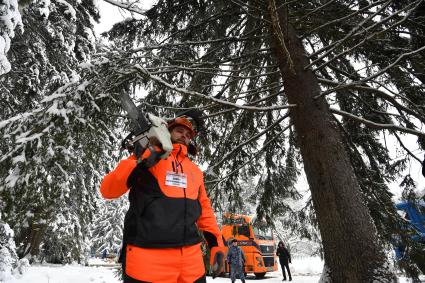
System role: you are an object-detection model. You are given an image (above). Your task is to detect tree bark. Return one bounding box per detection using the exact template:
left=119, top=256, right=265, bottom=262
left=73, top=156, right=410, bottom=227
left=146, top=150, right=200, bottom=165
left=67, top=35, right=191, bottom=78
left=267, top=2, right=395, bottom=282
left=17, top=223, right=47, bottom=258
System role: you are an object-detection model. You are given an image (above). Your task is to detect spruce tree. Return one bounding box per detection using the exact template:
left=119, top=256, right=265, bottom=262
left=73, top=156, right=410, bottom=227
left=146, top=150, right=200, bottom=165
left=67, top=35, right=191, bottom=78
left=0, top=0, right=109, bottom=263
left=1, top=0, right=424, bottom=280
left=90, top=196, right=128, bottom=258
left=97, top=1, right=425, bottom=281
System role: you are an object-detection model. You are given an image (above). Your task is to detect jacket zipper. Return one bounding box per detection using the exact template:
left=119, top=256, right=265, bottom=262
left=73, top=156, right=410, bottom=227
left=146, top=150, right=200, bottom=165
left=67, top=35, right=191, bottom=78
left=175, top=145, right=187, bottom=244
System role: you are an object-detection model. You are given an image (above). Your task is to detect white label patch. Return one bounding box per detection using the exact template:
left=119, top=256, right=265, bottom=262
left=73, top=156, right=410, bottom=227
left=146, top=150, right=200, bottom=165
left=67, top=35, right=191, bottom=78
left=165, top=171, right=187, bottom=188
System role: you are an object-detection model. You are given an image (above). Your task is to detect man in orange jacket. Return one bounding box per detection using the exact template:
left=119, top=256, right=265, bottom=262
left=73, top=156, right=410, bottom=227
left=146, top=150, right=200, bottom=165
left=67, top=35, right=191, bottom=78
left=100, top=117, right=224, bottom=283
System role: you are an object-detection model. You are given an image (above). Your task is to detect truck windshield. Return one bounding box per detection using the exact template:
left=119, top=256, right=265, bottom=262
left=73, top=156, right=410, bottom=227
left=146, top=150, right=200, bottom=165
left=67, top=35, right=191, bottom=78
left=238, top=225, right=251, bottom=238
left=253, top=227, right=273, bottom=240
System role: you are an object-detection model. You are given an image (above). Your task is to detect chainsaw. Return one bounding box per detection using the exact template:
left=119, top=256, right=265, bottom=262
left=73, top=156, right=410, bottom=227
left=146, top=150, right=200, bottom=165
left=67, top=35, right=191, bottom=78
left=119, top=91, right=204, bottom=162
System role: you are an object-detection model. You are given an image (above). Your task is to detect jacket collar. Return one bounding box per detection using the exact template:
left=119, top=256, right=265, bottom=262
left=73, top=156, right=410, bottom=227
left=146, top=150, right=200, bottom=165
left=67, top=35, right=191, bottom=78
left=172, top=143, right=187, bottom=157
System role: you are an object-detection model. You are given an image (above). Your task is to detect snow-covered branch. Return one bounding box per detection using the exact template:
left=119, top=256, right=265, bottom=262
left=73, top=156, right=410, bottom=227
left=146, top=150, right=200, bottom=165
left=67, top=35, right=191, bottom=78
left=132, top=36, right=267, bottom=52
left=132, top=64, right=296, bottom=111
left=101, top=0, right=147, bottom=16
left=0, top=0, right=22, bottom=75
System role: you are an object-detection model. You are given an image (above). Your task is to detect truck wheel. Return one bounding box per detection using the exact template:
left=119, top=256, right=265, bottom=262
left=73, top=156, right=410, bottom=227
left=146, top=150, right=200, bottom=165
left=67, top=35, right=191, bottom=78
left=254, top=272, right=266, bottom=278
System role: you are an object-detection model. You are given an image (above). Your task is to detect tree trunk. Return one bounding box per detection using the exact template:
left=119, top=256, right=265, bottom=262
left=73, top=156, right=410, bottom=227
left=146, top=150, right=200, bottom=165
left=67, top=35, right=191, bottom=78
left=267, top=2, right=395, bottom=282
left=17, top=223, right=47, bottom=259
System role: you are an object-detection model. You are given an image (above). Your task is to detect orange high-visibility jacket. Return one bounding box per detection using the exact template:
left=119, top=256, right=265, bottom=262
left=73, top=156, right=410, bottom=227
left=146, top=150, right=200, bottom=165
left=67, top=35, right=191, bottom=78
left=100, top=144, right=224, bottom=249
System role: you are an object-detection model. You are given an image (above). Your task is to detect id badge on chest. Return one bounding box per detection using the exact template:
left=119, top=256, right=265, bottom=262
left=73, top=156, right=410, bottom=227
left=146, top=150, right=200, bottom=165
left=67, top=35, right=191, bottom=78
left=165, top=171, right=187, bottom=188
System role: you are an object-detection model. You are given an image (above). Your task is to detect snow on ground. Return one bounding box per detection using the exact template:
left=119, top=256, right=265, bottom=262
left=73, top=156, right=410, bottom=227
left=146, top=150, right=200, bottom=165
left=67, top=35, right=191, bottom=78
left=2, top=257, right=424, bottom=283
left=2, top=265, right=322, bottom=283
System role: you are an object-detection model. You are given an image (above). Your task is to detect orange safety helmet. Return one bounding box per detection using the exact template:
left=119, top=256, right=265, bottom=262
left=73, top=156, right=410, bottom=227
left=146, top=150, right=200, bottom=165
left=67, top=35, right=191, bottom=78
left=168, top=117, right=196, bottom=138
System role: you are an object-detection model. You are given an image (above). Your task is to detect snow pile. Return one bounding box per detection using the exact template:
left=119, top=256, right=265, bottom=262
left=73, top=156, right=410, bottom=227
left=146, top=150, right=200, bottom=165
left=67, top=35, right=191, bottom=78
left=2, top=263, right=422, bottom=283
left=4, top=264, right=120, bottom=283
left=291, top=256, right=323, bottom=275
left=0, top=0, right=23, bottom=75
left=0, top=215, right=18, bottom=281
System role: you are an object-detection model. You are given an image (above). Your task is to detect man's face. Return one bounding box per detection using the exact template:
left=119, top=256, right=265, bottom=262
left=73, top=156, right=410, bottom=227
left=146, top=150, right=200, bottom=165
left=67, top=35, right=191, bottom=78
left=170, top=125, right=192, bottom=146
left=232, top=241, right=238, bottom=246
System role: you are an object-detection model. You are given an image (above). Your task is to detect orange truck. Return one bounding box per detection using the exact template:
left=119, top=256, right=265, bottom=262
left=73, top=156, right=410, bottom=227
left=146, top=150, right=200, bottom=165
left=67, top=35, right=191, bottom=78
left=211, top=213, right=278, bottom=278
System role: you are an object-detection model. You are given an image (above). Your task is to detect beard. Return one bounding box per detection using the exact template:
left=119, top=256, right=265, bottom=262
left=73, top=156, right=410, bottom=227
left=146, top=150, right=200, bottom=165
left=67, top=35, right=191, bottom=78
left=171, top=137, right=188, bottom=146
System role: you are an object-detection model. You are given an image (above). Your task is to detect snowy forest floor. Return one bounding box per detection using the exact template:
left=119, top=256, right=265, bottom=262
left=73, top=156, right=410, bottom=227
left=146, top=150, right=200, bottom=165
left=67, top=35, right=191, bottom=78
left=2, top=257, right=424, bottom=283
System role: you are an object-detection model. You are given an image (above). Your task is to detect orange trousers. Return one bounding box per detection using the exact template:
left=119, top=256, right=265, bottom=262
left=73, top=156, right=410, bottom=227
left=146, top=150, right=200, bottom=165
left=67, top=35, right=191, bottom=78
left=125, top=243, right=206, bottom=283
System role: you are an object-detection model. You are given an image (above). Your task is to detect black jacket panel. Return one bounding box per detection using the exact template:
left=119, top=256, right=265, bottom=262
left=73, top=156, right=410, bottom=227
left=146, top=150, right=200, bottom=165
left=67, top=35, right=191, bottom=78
left=124, top=165, right=202, bottom=248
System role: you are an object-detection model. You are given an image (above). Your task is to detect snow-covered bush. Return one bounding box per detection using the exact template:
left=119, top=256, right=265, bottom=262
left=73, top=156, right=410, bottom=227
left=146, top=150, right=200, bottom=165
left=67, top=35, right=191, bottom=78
left=0, top=0, right=23, bottom=75
left=0, top=215, right=18, bottom=281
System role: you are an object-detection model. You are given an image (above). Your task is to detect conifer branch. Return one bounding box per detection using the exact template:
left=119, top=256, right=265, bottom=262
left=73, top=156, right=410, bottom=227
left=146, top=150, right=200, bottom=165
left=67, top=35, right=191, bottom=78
left=131, top=64, right=296, bottom=111
left=393, top=132, right=422, bottom=163
left=305, top=0, right=394, bottom=69
left=311, top=1, right=422, bottom=73
left=330, top=108, right=425, bottom=137
left=206, top=124, right=292, bottom=184
left=203, top=90, right=283, bottom=119
left=201, top=108, right=237, bottom=119
left=149, top=67, right=280, bottom=80
left=131, top=36, right=268, bottom=52
left=206, top=112, right=290, bottom=172
left=145, top=63, right=276, bottom=73
left=294, top=0, right=338, bottom=25
left=316, top=78, right=425, bottom=122
left=101, top=0, right=147, bottom=15
left=357, top=45, right=425, bottom=84
left=230, top=0, right=271, bottom=23
left=301, top=0, right=388, bottom=39
left=139, top=101, right=214, bottom=112
left=157, top=11, right=245, bottom=45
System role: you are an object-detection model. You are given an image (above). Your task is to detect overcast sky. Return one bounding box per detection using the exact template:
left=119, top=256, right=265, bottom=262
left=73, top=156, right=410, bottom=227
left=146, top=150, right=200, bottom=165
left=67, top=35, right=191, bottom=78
left=95, top=0, right=157, bottom=35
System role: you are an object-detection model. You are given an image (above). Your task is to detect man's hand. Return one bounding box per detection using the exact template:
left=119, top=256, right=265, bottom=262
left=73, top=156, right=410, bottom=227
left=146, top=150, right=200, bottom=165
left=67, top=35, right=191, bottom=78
left=133, top=140, right=147, bottom=159
left=211, top=248, right=225, bottom=279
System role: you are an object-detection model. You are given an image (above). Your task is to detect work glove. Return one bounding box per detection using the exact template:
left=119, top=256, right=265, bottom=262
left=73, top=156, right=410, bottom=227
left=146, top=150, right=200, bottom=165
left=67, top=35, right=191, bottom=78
left=211, top=248, right=225, bottom=279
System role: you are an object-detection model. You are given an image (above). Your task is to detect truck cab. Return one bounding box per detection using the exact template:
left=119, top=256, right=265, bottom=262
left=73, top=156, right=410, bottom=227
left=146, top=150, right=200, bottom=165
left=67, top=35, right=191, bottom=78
left=220, top=214, right=278, bottom=278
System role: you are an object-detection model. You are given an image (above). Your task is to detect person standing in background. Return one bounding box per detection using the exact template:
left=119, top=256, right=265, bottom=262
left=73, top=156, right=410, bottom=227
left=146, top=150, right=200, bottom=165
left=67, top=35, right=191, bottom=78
left=276, top=241, right=292, bottom=281
left=226, top=239, right=246, bottom=283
